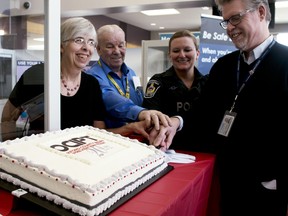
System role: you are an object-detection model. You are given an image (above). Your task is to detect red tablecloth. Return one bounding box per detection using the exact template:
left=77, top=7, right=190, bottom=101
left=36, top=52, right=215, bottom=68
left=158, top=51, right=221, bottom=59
left=109, top=152, right=218, bottom=216
left=0, top=152, right=220, bottom=216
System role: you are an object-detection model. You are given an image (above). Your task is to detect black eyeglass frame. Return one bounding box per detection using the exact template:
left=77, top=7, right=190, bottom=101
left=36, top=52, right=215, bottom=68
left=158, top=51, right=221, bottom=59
left=219, top=8, right=255, bottom=29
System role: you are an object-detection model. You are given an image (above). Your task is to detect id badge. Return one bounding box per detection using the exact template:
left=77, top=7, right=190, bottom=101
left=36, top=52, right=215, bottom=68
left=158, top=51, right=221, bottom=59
left=217, top=111, right=237, bottom=137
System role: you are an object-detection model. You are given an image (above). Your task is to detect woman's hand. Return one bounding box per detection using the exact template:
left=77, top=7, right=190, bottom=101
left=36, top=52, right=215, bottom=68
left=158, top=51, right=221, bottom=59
left=138, top=110, right=172, bottom=130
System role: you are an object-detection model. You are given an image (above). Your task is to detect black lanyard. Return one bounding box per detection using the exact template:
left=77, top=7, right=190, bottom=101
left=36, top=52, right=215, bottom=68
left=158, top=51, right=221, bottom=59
left=229, top=40, right=275, bottom=112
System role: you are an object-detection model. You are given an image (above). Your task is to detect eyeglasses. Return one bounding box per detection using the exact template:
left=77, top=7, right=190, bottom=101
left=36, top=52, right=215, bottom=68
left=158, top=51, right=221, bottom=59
left=219, top=9, right=254, bottom=29
left=63, top=37, right=96, bottom=47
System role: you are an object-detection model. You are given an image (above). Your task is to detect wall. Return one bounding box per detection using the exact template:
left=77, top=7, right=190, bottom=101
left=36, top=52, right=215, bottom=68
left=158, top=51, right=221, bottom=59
left=69, top=15, right=150, bottom=48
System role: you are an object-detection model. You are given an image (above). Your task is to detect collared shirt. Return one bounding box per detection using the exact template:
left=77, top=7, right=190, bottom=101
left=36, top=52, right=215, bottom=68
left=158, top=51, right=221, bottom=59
left=143, top=66, right=207, bottom=119
left=86, top=58, right=144, bottom=128
left=242, top=35, right=274, bottom=64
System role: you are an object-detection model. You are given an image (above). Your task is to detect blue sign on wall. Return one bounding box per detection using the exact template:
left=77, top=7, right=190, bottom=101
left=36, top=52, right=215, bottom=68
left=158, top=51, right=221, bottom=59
left=198, top=14, right=237, bottom=74
left=159, top=32, right=200, bottom=41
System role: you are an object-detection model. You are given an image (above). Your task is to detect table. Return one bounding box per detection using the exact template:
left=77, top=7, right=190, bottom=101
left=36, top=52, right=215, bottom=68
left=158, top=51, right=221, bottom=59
left=0, top=152, right=220, bottom=216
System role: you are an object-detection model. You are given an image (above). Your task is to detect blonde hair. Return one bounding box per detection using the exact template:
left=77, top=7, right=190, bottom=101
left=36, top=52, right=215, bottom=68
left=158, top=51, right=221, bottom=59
left=168, top=30, right=199, bottom=52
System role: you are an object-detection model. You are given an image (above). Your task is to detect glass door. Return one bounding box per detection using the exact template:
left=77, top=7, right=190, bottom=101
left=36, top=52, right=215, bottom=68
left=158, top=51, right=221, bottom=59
left=141, top=39, right=170, bottom=91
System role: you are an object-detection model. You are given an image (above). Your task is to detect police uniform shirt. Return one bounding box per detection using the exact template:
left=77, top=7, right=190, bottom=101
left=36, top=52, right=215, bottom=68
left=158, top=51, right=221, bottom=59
left=143, top=66, right=207, bottom=121
left=142, top=66, right=208, bottom=151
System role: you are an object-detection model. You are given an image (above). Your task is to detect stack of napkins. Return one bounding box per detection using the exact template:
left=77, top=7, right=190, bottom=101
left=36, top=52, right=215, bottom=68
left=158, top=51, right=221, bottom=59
left=165, top=149, right=196, bottom=163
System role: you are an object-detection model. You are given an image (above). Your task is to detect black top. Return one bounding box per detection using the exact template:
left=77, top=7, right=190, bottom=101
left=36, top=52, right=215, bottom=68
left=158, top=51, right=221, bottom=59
left=60, top=72, right=106, bottom=129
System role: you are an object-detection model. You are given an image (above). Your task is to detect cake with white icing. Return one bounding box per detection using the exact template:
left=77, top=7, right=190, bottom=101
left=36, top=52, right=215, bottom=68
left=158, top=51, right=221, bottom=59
left=0, top=126, right=168, bottom=216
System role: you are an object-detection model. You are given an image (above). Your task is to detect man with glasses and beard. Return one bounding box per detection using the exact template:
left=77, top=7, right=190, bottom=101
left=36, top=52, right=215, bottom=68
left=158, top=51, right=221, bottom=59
left=197, top=0, right=288, bottom=215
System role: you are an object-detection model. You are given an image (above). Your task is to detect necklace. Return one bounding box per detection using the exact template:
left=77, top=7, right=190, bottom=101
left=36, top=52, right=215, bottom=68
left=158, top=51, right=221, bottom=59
left=61, top=75, right=80, bottom=96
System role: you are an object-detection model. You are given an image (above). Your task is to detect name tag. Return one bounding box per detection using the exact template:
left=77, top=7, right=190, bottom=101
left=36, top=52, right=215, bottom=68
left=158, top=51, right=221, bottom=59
left=218, top=111, right=237, bottom=137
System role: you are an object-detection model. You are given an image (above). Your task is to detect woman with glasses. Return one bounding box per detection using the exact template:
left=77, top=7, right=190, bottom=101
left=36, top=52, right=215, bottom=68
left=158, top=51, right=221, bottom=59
left=1, top=17, right=163, bottom=141
left=197, top=0, right=288, bottom=215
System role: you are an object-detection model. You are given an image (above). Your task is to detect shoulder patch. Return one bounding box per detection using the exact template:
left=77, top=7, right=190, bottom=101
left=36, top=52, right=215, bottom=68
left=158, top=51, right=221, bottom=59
left=144, top=80, right=160, bottom=98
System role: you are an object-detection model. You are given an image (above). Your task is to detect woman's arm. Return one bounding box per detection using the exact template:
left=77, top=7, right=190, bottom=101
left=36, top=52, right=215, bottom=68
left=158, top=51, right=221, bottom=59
left=1, top=100, right=21, bottom=122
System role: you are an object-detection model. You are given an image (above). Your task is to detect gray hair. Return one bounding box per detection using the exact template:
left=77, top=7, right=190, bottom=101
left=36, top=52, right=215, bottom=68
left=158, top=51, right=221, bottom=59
left=214, top=0, right=271, bottom=22
left=61, top=17, right=97, bottom=44
left=97, top=24, right=125, bottom=45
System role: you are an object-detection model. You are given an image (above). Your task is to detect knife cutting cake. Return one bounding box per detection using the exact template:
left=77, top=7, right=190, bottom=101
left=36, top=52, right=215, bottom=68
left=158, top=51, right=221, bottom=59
left=0, top=126, right=168, bottom=216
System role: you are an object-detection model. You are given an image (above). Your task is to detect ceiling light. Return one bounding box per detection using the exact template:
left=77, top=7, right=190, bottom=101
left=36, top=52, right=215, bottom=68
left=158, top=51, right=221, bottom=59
left=150, top=23, right=156, bottom=26
left=159, top=27, right=165, bottom=29
left=275, top=1, right=288, bottom=8
left=141, top=8, right=179, bottom=16
left=0, top=30, right=5, bottom=35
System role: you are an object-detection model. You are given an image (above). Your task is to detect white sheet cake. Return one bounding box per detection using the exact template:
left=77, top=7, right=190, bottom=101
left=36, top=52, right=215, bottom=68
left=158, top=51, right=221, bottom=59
left=0, top=126, right=168, bottom=216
